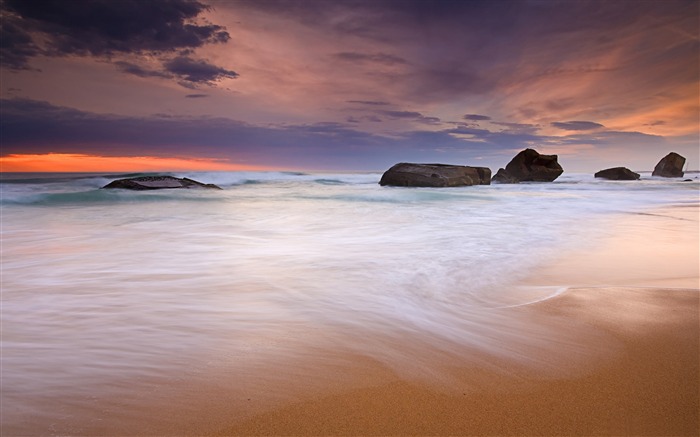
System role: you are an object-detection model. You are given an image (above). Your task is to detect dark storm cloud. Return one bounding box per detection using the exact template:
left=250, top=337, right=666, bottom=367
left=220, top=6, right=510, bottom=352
left=163, top=56, right=239, bottom=84
left=0, top=19, right=42, bottom=70
left=0, top=0, right=233, bottom=85
left=464, top=114, right=492, bottom=121
left=551, top=121, right=605, bottom=131
left=1, top=0, right=229, bottom=67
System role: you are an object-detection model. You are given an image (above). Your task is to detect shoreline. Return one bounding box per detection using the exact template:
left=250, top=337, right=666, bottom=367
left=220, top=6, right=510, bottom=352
left=220, top=287, right=699, bottom=436
left=219, top=204, right=699, bottom=436
left=3, top=204, right=698, bottom=436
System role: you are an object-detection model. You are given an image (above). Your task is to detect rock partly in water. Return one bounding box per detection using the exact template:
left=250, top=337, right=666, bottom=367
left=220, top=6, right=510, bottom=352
left=491, top=148, right=563, bottom=183
left=652, top=152, right=686, bottom=178
left=102, top=176, right=222, bottom=190
left=379, top=163, right=491, bottom=187
left=491, top=168, right=519, bottom=184
left=594, top=167, right=640, bottom=180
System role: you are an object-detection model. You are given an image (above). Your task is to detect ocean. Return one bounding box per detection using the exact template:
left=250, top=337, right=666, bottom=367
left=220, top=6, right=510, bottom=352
left=1, top=171, right=698, bottom=434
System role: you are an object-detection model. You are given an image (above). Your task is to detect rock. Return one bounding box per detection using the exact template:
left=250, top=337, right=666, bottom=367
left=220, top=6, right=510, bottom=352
left=491, top=168, right=519, bottom=184
left=652, top=152, right=686, bottom=177
left=102, top=176, right=222, bottom=190
left=594, top=167, right=640, bottom=180
left=491, top=148, right=563, bottom=183
left=379, top=163, right=491, bottom=187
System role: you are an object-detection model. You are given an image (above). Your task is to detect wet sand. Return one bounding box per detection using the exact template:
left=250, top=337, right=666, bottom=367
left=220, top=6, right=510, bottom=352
left=5, top=206, right=697, bottom=436
left=218, top=287, right=698, bottom=436
left=220, top=205, right=699, bottom=436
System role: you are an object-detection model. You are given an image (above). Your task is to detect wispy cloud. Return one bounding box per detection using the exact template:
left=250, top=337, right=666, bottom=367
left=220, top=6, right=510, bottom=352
left=334, top=51, right=408, bottom=65
left=347, top=100, right=391, bottom=106
left=164, top=56, right=239, bottom=86
left=551, top=121, right=605, bottom=131
left=464, top=114, right=492, bottom=121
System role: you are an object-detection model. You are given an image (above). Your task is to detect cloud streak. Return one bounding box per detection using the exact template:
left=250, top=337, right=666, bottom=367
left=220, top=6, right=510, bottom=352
left=164, top=56, right=239, bottom=85
left=334, top=51, right=408, bottom=65
left=2, top=98, right=683, bottom=172
left=551, top=121, right=605, bottom=131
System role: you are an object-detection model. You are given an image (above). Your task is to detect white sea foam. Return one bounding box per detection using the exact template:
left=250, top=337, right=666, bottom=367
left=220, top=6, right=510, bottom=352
left=1, top=171, right=698, bottom=433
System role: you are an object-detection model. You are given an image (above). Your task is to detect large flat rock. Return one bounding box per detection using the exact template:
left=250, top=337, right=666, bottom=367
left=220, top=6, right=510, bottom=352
left=379, top=163, right=491, bottom=187
left=594, top=167, right=640, bottom=180
left=102, top=176, right=222, bottom=190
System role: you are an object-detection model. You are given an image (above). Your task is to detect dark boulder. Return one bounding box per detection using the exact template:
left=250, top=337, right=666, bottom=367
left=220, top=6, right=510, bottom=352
left=379, top=163, right=491, bottom=187
left=491, top=168, right=519, bottom=184
left=491, top=148, right=563, bottom=183
left=652, top=152, right=686, bottom=178
left=594, top=167, right=640, bottom=180
left=102, top=176, right=222, bottom=190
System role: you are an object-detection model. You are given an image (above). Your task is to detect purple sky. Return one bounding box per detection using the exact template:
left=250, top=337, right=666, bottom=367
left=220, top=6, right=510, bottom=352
left=1, top=0, right=698, bottom=172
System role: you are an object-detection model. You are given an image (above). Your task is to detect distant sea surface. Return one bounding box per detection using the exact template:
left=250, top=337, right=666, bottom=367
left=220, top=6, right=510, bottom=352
left=2, top=170, right=699, bottom=435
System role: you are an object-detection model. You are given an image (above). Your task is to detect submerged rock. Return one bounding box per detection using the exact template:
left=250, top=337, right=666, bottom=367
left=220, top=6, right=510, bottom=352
left=379, top=163, right=491, bottom=187
left=652, top=152, right=686, bottom=178
left=491, top=148, right=563, bottom=183
left=594, top=167, right=640, bottom=180
left=102, top=176, right=222, bottom=190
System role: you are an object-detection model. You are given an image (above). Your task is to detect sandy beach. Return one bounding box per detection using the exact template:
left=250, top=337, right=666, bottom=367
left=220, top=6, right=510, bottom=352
left=216, top=286, right=697, bottom=436
left=218, top=205, right=699, bottom=436
left=2, top=190, right=698, bottom=437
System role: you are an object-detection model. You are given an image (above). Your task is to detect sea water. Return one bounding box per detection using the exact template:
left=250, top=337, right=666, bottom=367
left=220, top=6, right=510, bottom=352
left=1, top=171, right=698, bottom=434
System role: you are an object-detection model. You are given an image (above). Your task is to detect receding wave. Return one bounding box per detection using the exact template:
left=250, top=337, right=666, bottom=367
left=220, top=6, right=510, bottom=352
left=2, top=169, right=698, bottom=435
left=2, top=189, right=221, bottom=206
left=313, top=178, right=348, bottom=185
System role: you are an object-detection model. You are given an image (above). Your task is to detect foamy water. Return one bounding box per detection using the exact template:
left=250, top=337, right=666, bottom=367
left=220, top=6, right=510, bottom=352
left=1, top=171, right=698, bottom=434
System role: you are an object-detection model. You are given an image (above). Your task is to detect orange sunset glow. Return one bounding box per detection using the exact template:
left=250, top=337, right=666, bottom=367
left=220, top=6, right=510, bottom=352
left=0, top=153, right=267, bottom=173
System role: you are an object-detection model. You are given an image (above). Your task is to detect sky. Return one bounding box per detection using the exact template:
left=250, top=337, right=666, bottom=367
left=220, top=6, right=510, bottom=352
left=1, top=0, right=698, bottom=173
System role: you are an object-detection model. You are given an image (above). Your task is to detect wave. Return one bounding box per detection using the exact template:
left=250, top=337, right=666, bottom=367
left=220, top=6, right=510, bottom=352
left=313, top=178, right=348, bottom=185
left=172, top=171, right=382, bottom=187
left=1, top=188, right=222, bottom=206
left=2, top=171, right=696, bottom=210
left=0, top=172, right=160, bottom=184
